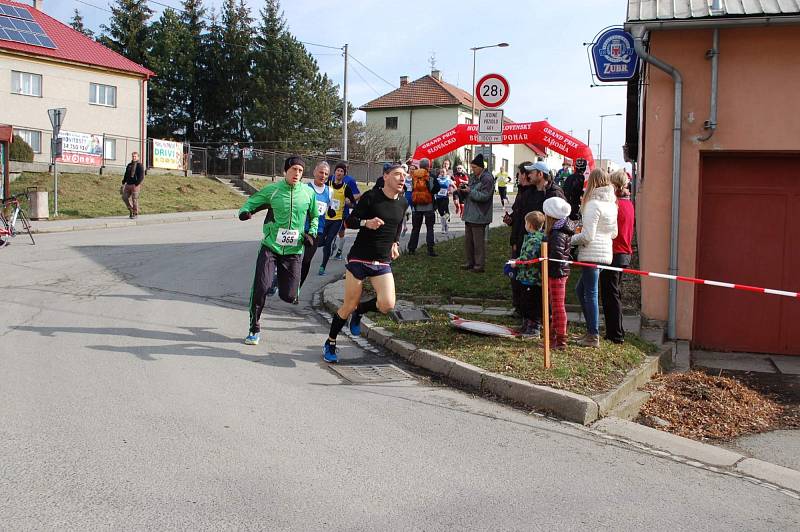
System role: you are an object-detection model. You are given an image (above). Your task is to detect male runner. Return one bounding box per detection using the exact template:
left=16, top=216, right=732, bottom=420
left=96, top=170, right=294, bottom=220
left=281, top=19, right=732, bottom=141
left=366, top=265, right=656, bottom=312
left=299, top=161, right=335, bottom=291
left=239, top=156, right=318, bottom=345
left=322, top=163, right=407, bottom=363
left=330, top=162, right=361, bottom=260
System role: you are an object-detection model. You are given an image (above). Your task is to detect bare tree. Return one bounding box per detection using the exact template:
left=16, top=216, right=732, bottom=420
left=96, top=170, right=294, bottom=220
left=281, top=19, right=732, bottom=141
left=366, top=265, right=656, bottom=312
left=348, top=121, right=407, bottom=162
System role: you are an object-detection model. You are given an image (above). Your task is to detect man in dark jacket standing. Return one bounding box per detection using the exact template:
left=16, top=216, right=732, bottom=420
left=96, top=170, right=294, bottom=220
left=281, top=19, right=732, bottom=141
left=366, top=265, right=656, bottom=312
left=563, top=157, right=587, bottom=220
left=461, top=153, right=494, bottom=273
left=122, top=152, right=144, bottom=218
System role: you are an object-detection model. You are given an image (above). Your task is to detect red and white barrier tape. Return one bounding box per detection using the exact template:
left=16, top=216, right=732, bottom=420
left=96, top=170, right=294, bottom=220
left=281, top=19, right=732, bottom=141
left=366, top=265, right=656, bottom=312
left=506, top=257, right=800, bottom=299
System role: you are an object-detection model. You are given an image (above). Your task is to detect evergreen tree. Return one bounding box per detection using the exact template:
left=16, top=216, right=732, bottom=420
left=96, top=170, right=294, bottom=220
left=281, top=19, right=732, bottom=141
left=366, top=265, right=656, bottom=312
left=99, top=0, right=153, bottom=67
left=177, top=0, right=207, bottom=141
left=249, top=0, right=345, bottom=152
left=218, top=0, right=254, bottom=140
left=197, top=9, right=227, bottom=141
left=148, top=8, right=186, bottom=138
left=69, top=9, right=94, bottom=38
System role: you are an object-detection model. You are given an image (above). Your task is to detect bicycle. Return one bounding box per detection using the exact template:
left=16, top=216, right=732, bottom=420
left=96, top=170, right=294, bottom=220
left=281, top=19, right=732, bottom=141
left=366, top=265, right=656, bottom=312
left=1, top=193, right=36, bottom=245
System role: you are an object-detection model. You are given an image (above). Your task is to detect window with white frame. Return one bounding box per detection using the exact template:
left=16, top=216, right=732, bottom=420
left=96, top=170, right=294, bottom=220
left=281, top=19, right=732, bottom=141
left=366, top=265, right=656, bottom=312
left=89, top=83, right=117, bottom=107
left=16, top=129, right=42, bottom=153
left=11, top=71, right=42, bottom=97
left=104, top=138, right=116, bottom=160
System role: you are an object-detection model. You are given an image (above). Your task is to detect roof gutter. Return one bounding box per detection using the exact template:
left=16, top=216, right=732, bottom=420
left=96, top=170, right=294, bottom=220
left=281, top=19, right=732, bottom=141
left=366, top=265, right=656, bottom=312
left=625, top=15, right=800, bottom=32
left=630, top=27, right=683, bottom=340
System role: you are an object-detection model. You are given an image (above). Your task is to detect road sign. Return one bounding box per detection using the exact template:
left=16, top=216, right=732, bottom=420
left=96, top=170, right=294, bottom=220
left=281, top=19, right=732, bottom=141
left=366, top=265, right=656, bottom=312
left=475, top=73, right=510, bottom=108
left=47, top=108, right=66, bottom=137
left=477, top=133, right=502, bottom=143
left=478, top=109, right=504, bottom=134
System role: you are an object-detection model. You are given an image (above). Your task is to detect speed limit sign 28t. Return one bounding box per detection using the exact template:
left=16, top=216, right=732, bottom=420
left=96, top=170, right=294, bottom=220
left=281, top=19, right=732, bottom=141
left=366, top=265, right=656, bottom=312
left=476, top=73, right=510, bottom=108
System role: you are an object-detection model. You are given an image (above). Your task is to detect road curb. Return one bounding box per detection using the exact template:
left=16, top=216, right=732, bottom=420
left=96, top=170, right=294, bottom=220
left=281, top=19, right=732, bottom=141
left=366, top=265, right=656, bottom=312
left=321, top=279, right=660, bottom=426
left=30, top=211, right=237, bottom=234
left=593, top=416, right=800, bottom=494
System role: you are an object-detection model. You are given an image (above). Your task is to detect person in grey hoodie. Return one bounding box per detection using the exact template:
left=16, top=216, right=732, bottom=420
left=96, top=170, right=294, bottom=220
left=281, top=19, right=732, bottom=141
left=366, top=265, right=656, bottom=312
left=461, top=153, right=495, bottom=273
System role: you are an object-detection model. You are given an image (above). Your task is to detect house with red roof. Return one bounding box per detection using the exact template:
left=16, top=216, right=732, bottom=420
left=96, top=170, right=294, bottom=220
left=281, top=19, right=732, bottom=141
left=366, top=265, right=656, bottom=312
left=360, top=69, right=557, bottom=176
left=0, top=0, right=154, bottom=171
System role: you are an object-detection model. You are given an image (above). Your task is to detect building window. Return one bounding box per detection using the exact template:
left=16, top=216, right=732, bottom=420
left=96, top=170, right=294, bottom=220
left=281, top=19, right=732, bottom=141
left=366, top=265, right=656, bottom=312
left=501, top=158, right=509, bottom=173
left=464, top=148, right=472, bottom=165
left=104, top=138, right=116, bottom=160
left=384, top=147, right=399, bottom=160
left=90, top=83, right=116, bottom=107
left=16, top=129, right=42, bottom=153
left=11, top=71, right=42, bottom=97
left=385, top=116, right=398, bottom=130
left=465, top=117, right=473, bottom=125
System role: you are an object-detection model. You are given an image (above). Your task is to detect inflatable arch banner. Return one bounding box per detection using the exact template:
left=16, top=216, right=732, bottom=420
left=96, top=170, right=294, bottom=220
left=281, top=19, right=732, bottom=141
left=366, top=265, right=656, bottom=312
left=412, top=121, right=595, bottom=168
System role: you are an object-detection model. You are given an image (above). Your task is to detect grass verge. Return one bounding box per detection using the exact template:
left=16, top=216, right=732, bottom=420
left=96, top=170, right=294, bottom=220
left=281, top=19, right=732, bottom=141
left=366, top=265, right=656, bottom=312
left=10, top=172, right=245, bottom=219
left=392, top=224, right=641, bottom=309
left=373, top=309, right=656, bottom=396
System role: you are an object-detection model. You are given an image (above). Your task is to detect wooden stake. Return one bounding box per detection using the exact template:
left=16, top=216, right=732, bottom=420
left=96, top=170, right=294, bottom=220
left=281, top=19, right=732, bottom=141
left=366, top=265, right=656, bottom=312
left=541, top=241, right=551, bottom=369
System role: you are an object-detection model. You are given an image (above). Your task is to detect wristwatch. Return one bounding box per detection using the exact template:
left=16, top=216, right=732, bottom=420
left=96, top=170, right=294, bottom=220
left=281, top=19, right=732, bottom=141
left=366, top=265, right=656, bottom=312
left=360, top=219, right=367, bottom=227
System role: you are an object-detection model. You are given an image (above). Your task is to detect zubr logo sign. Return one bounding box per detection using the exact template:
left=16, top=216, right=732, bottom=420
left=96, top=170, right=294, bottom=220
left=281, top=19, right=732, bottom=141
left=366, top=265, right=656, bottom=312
left=592, top=28, right=638, bottom=82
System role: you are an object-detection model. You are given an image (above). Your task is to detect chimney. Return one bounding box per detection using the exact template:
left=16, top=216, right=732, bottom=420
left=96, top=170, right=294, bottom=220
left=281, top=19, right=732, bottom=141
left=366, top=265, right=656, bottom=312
left=33, top=0, right=44, bottom=11
left=400, top=76, right=408, bottom=86
left=431, top=69, right=442, bottom=81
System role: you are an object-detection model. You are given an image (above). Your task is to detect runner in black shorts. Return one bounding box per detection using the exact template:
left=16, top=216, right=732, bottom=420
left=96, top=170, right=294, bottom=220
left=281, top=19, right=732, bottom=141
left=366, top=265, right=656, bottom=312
left=322, top=162, right=408, bottom=362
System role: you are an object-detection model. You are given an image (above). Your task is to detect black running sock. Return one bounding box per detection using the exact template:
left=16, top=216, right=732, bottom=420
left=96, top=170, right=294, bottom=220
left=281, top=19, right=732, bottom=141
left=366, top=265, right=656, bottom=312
left=328, top=312, right=348, bottom=341
left=355, top=297, right=378, bottom=316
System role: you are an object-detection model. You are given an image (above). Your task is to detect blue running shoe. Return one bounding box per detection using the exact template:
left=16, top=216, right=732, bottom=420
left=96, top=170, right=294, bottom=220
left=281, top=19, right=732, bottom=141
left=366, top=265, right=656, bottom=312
left=318, top=265, right=326, bottom=276
left=323, top=341, right=338, bottom=363
left=244, top=333, right=260, bottom=345
left=349, top=312, right=362, bottom=336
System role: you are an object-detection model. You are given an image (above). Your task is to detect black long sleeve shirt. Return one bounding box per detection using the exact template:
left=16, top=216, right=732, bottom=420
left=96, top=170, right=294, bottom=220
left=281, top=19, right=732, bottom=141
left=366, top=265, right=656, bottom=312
left=345, top=188, right=407, bottom=263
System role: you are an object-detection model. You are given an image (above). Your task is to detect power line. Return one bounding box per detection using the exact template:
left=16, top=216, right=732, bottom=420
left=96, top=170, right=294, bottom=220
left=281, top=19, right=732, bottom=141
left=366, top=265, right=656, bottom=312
left=349, top=54, right=396, bottom=89
left=74, top=0, right=112, bottom=14
left=349, top=62, right=382, bottom=98
left=299, top=40, right=343, bottom=51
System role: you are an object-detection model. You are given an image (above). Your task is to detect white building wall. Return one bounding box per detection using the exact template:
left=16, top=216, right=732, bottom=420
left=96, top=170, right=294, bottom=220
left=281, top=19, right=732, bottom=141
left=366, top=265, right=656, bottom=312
left=0, top=51, right=144, bottom=168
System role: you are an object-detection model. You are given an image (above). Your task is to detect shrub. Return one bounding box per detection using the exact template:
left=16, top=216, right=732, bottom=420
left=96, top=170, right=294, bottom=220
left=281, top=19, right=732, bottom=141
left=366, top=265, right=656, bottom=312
left=9, top=134, right=34, bottom=162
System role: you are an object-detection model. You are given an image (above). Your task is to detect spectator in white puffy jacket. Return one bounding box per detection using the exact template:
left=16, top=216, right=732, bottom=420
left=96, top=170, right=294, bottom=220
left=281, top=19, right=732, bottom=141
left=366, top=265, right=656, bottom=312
left=570, top=169, right=618, bottom=348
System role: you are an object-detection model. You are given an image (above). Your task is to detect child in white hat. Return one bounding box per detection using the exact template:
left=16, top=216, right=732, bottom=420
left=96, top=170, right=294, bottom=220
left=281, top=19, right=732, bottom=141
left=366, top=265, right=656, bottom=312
left=543, top=196, right=576, bottom=349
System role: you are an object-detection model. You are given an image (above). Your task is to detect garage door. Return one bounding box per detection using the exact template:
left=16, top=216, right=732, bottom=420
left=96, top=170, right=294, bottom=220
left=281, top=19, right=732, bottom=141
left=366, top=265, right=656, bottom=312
left=694, top=153, right=800, bottom=355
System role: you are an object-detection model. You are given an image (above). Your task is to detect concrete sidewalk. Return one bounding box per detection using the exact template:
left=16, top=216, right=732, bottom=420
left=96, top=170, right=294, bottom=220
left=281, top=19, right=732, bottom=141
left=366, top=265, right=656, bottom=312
left=28, top=209, right=239, bottom=234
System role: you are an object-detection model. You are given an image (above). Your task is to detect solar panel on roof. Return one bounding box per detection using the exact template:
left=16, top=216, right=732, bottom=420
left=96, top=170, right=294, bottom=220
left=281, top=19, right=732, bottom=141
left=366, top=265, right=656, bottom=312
left=0, top=4, right=56, bottom=50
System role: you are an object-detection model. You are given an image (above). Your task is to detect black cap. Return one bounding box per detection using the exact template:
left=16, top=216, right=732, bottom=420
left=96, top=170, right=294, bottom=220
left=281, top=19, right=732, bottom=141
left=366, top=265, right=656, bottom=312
left=284, top=155, right=306, bottom=172
left=471, top=153, right=484, bottom=167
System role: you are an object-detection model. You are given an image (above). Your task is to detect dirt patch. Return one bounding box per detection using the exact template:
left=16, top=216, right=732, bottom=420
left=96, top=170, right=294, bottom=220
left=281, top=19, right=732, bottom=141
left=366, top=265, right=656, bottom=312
left=638, top=371, right=799, bottom=442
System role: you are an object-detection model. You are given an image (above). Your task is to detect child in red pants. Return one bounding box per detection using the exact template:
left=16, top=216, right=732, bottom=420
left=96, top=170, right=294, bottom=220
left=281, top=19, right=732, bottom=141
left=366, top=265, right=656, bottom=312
left=543, top=197, right=576, bottom=349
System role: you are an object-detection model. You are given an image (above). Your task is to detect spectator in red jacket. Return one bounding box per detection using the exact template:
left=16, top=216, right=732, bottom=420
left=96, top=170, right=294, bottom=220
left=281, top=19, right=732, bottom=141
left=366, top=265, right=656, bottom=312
left=600, top=169, right=635, bottom=344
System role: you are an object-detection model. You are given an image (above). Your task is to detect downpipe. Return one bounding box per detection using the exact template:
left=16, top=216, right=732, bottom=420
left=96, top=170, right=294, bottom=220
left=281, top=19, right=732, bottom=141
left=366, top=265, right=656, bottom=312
left=697, top=29, right=720, bottom=142
left=633, top=33, right=683, bottom=340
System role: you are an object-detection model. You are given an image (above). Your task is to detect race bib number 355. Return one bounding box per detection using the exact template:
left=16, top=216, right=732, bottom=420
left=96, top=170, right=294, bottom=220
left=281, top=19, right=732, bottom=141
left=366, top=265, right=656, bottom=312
left=277, top=228, right=300, bottom=246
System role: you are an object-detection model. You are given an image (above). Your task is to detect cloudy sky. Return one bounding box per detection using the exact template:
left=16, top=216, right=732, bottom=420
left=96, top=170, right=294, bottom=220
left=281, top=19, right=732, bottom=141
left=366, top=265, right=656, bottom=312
left=41, top=0, right=631, bottom=164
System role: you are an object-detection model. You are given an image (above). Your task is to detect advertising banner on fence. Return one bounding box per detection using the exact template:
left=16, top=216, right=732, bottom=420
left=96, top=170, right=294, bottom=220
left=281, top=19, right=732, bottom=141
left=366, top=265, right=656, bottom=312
left=56, top=130, right=103, bottom=166
left=152, top=139, right=184, bottom=170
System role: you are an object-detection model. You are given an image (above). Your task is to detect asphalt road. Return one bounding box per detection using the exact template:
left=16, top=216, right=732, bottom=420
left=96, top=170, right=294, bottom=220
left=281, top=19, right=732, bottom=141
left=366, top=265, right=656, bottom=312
left=1, top=208, right=798, bottom=530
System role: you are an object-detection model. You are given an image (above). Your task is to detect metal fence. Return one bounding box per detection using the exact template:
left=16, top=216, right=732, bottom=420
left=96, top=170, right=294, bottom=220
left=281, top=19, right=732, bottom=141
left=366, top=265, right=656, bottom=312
left=9, top=133, right=386, bottom=184
left=188, top=144, right=385, bottom=185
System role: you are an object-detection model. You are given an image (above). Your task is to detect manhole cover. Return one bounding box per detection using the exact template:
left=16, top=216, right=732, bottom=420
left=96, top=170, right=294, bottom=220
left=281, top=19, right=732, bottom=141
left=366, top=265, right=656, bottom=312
left=329, top=364, right=413, bottom=384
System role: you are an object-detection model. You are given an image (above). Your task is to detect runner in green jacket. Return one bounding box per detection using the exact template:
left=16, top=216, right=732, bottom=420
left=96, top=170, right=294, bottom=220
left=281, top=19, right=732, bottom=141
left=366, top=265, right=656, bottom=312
left=239, top=155, right=318, bottom=345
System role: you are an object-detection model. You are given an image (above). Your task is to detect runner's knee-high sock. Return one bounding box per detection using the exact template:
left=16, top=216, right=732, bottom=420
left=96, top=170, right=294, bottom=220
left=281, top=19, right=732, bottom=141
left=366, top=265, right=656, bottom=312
left=328, top=312, right=348, bottom=341
left=356, top=298, right=377, bottom=315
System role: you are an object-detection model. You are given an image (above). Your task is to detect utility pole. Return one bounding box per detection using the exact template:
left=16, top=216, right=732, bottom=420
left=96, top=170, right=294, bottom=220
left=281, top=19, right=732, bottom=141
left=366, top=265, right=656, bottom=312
left=342, top=43, right=348, bottom=161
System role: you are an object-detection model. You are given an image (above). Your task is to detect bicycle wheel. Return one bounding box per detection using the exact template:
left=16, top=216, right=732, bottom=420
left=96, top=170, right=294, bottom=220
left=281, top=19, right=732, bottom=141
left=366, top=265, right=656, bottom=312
left=18, top=209, right=35, bottom=245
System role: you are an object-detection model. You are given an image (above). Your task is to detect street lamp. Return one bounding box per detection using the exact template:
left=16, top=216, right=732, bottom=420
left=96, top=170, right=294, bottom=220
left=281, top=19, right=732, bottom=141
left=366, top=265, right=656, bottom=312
left=470, top=43, right=510, bottom=124
left=598, top=113, right=622, bottom=170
